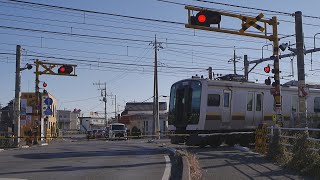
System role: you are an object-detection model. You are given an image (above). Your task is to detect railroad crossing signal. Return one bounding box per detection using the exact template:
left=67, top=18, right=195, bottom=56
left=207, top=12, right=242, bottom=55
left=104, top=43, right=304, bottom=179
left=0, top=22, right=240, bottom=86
left=190, top=11, right=221, bottom=27
left=36, top=60, right=77, bottom=76
left=265, top=77, right=271, bottom=85
left=239, top=13, right=265, bottom=33
left=264, top=65, right=271, bottom=73
left=58, top=65, right=73, bottom=74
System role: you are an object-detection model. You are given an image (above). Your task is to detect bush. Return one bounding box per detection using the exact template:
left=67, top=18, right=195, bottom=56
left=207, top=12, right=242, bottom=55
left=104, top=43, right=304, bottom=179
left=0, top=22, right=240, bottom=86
left=266, top=130, right=290, bottom=165
left=287, top=132, right=320, bottom=178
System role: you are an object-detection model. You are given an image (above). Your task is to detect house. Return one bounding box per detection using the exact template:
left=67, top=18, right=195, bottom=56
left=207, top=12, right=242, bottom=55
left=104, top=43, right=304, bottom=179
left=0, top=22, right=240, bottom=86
left=119, top=102, right=168, bottom=136
left=57, top=109, right=81, bottom=130
left=0, top=100, right=14, bottom=132
left=20, top=92, right=58, bottom=139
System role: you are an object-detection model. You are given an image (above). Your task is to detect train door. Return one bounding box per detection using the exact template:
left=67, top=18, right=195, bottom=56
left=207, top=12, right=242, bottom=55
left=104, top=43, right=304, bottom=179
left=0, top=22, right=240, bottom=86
left=246, top=92, right=254, bottom=125
left=246, top=92, right=263, bottom=125
left=254, top=93, right=263, bottom=125
left=222, top=90, right=231, bottom=122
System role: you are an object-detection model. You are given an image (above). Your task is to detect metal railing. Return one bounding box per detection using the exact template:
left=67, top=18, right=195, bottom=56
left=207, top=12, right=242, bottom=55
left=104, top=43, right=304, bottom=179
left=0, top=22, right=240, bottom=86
left=267, top=126, right=320, bottom=152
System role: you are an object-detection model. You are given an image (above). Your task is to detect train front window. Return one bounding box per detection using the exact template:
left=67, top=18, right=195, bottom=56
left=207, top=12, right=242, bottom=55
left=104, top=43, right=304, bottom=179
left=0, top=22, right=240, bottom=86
left=169, top=80, right=202, bottom=126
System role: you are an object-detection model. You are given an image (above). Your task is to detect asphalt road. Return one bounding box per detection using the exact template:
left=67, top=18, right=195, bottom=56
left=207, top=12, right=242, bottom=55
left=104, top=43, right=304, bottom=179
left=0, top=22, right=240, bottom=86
left=0, top=139, right=170, bottom=180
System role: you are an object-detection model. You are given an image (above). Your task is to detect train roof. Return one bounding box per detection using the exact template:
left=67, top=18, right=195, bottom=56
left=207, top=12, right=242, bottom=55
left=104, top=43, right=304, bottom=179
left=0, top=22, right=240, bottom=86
left=178, top=75, right=320, bottom=92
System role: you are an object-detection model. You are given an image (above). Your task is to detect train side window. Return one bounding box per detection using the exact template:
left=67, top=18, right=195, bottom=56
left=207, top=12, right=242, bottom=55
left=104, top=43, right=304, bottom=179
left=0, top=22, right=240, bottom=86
left=207, top=94, right=220, bottom=106
left=256, top=94, right=262, bottom=111
left=247, top=93, right=253, bottom=111
left=314, top=97, right=320, bottom=112
left=223, top=93, right=230, bottom=107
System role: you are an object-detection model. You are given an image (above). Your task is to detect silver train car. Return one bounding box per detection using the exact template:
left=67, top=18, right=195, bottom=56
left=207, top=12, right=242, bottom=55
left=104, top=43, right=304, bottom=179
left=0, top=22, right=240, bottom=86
left=168, top=75, right=320, bottom=147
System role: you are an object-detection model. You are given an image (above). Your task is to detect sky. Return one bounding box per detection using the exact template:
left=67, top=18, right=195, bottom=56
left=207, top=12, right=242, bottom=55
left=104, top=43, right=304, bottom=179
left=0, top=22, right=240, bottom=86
left=1, top=0, right=320, bottom=117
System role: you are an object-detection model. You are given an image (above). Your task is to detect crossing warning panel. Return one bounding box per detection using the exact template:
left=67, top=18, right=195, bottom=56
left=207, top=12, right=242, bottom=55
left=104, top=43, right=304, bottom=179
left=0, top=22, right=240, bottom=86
left=240, top=13, right=265, bottom=33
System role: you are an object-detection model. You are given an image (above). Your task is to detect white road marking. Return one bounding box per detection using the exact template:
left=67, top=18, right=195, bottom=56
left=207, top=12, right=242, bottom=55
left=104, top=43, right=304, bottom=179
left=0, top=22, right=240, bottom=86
left=162, top=155, right=171, bottom=180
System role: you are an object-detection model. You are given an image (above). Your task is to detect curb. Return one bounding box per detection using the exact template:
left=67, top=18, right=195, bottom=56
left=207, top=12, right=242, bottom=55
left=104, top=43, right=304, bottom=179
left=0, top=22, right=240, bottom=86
left=176, top=150, right=191, bottom=180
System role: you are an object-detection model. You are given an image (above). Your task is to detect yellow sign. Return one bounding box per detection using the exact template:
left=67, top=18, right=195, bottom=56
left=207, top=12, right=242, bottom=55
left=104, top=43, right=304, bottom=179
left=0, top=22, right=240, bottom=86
left=272, top=114, right=277, bottom=122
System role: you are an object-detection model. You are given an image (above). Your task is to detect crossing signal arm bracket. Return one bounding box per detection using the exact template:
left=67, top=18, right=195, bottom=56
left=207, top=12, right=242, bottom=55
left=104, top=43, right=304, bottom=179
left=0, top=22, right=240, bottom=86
left=35, top=60, right=77, bottom=76
left=185, top=5, right=275, bottom=41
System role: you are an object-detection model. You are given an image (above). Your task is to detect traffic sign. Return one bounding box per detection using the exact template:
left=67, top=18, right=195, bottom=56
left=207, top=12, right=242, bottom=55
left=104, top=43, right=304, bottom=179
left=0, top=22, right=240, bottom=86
left=44, top=97, right=53, bottom=105
left=44, top=108, right=53, bottom=116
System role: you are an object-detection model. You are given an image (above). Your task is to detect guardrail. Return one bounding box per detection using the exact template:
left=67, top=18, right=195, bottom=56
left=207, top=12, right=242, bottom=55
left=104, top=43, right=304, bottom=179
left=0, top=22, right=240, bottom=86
left=267, top=126, right=320, bottom=152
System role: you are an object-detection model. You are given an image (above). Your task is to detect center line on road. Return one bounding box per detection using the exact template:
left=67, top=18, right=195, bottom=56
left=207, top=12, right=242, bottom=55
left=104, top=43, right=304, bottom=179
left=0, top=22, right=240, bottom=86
left=162, top=155, right=171, bottom=180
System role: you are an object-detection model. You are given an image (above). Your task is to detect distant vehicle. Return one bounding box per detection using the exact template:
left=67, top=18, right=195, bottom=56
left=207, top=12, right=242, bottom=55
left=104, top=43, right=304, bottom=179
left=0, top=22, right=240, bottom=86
left=108, top=123, right=127, bottom=140
left=86, top=130, right=94, bottom=139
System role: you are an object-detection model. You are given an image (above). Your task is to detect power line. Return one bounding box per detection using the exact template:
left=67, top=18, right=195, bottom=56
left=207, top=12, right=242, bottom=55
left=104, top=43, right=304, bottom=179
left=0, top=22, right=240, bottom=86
left=0, top=52, right=208, bottom=70
left=192, top=0, right=293, bottom=16
left=193, top=0, right=320, bottom=20
left=0, top=1, right=278, bottom=45
left=0, top=25, right=151, bottom=43
left=6, top=0, right=185, bottom=25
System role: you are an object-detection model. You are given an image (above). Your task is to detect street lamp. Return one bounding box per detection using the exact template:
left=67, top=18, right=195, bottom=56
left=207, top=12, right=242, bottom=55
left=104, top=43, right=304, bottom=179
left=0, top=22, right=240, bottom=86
left=262, top=44, right=273, bottom=59
left=311, top=33, right=320, bottom=71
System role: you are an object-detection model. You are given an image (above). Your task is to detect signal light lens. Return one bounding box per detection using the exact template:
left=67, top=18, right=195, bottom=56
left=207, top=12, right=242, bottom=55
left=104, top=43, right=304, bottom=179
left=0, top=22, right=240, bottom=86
left=264, top=65, right=271, bottom=73
left=59, top=66, right=66, bottom=73
left=43, top=82, right=47, bottom=87
left=198, top=14, right=206, bottom=23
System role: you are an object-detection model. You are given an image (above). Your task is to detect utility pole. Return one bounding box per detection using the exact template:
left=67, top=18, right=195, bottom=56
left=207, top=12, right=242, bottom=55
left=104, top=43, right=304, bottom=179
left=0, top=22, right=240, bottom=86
left=295, top=11, right=307, bottom=126
left=244, top=55, right=249, bottom=81
left=228, top=48, right=241, bottom=75
left=93, top=81, right=107, bottom=126
left=14, top=45, right=21, bottom=146
left=114, top=95, right=117, bottom=122
left=150, top=35, right=162, bottom=139
left=208, top=67, right=213, bottom=80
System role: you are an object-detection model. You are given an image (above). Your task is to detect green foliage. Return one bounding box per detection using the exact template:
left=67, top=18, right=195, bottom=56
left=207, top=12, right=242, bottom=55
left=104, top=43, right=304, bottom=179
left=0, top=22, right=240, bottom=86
left=287, top=132, right=320, bottom=178
left=266, top=130, right=290, bottom=165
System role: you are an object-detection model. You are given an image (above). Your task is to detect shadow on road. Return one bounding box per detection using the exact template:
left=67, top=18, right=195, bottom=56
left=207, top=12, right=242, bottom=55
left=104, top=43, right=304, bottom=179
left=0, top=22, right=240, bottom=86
left=0, top=161, right=166, bottom=176
left=14, top=148, right=165, bottom=159
left=187, top=146, right=312, bottom=180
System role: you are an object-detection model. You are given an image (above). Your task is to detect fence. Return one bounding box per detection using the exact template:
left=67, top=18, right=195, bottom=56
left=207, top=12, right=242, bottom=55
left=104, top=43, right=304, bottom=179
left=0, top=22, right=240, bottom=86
left=267, top=126, right=320, bottom=152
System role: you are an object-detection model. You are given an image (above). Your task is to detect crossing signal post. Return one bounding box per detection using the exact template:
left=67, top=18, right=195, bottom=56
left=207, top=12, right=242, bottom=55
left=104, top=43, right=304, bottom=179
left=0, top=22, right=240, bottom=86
left=34, top=60, right=77, bottom=143
left=185, top=5, right=282, bottom=125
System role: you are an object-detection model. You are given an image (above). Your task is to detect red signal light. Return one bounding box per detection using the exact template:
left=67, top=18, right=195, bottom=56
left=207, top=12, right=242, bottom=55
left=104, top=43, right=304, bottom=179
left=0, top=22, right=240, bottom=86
left=264, top=65, right=270, bottom=73
left=43, top=82, right=47, bottom=87
left=198, top=14, right=206, bottom=23
left=59, top=66, right=66, bottom=73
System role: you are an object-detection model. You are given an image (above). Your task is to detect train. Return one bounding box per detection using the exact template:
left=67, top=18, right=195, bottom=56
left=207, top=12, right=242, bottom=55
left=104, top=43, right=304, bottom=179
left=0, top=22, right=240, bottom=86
left=167, top=74, right=320, bottom=147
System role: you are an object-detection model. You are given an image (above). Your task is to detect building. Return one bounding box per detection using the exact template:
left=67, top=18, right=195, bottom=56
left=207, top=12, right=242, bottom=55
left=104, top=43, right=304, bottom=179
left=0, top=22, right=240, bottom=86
left=0, top=100, right=14, bottom=132
left=79, top=114, right=106, bottom=132
left=119, top=102, right=168, bottom=136
left=20, top=92, right=58, bottom=139
left=57, top=109, right=81, bottom=130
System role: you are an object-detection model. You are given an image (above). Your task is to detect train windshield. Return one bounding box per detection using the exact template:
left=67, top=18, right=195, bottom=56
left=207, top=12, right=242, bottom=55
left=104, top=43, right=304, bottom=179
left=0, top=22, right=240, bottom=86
left=169, top=80, right=201, bottom=128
